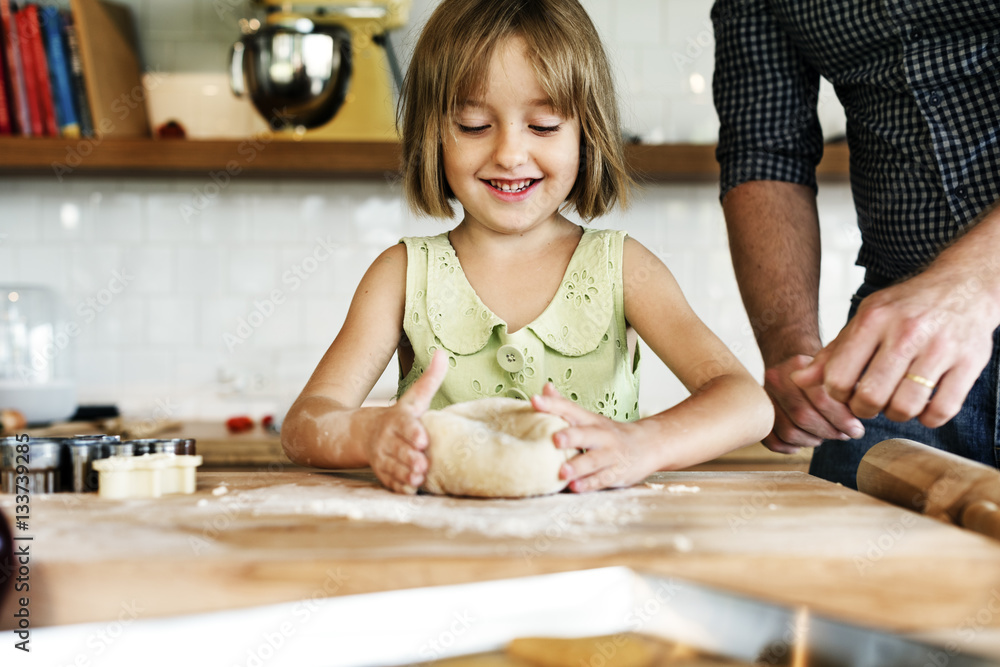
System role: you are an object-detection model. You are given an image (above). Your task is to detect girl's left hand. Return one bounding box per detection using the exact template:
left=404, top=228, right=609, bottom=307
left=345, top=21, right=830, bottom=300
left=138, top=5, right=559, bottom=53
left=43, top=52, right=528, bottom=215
left=531, top=383, right=657, bottom=493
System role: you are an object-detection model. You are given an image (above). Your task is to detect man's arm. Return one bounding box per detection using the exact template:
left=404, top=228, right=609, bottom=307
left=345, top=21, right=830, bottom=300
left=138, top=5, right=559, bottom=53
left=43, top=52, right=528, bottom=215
left=723, top=181, right=821, bottom=367
left=712, top=0, right=864, bottom=452
left=723, top=181, right=865, bottom=452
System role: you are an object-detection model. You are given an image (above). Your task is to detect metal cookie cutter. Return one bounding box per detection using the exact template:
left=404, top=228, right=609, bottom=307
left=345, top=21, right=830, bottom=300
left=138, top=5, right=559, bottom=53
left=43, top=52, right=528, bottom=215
left=0, top=437, right=62, bottom=494
left=61, top=435, right=122, bottom=493
left=127, top=438, right=197, bottom=456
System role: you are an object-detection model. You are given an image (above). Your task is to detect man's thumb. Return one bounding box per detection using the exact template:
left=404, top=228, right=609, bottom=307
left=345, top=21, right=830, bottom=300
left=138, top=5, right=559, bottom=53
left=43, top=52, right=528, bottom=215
left=790, top=357, right=824, bottom=389
left=399, top=349, right=448, bottom=414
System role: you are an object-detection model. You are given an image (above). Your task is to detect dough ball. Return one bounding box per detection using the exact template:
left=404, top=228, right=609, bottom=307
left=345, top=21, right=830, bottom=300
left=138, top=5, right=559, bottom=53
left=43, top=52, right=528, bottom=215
left=420, top=398, right=573, bottom=498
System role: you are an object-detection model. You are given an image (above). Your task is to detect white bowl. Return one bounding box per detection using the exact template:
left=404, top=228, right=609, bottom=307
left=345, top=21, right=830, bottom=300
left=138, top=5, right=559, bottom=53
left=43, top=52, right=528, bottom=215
left=0, top=379, right=76, bottom=425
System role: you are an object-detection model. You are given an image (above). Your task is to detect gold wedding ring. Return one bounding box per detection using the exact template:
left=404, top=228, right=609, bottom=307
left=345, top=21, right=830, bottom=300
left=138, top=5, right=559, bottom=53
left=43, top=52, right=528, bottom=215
left=905, top=373, right=937, bottom=389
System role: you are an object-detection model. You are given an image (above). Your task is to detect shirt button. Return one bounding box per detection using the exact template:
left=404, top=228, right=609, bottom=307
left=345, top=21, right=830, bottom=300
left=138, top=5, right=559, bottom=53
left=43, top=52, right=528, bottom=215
left=910, top=28, right=922, bottom=42
left=505, top=388, right=529, bottom=401
left=954, top=186, right=968, bottom=199
left=929, top=93, right=942, bottom=106
left=496, top=345, right=525, bottom=372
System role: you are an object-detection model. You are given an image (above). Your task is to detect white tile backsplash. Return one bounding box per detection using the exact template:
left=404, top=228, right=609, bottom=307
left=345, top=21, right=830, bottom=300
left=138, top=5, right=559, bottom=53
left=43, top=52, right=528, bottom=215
left=175, top=247, right=227, bottom=296
left=147, top=297, right=200, bottom=346
left=123, top=248, right=174, bottom=295
left=616, top=0, right=663, bottom=45
left=91, top=194, right=145, bottom=242
left=227, top=247, right=279, bottom=295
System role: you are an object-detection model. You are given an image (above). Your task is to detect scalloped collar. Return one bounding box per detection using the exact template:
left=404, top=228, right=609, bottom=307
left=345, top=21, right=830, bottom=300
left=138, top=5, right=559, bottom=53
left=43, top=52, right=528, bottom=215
left=424, top=228, right=615, bottom=356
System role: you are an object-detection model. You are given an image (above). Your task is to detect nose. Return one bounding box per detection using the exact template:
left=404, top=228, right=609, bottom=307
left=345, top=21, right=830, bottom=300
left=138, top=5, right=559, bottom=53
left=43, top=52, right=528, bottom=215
left=493, top=123, right=527, bottom=170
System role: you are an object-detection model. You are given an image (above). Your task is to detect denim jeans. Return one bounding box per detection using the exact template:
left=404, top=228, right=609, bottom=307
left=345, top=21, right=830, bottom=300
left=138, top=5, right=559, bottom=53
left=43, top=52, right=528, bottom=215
left=808, top=282, right=1000, bottom=489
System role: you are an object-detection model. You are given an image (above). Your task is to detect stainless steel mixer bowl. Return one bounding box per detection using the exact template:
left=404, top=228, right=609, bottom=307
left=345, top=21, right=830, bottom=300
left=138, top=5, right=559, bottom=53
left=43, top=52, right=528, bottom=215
left=234, top=23, right=353, bottom=130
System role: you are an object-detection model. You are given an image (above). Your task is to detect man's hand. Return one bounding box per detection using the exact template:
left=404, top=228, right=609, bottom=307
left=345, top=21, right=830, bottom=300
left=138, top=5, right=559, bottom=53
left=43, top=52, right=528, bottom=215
left=792, top=271, right=998, bottom=428
left=761, top=354, right=865, bottom=453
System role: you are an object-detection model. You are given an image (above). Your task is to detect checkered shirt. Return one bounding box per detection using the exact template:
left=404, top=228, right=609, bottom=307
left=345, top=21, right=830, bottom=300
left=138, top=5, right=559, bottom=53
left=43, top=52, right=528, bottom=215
left=712, top=0, right=1000, bottom=283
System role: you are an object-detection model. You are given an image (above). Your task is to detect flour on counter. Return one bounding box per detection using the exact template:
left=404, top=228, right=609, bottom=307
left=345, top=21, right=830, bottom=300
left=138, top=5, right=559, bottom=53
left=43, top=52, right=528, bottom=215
left=226, top=481, right=659, bottom=540
left=6, top=474, right=704, bottom=561
left=672, top=535, right=694, bottom=552
left=666, top=484, right=701, bottom=494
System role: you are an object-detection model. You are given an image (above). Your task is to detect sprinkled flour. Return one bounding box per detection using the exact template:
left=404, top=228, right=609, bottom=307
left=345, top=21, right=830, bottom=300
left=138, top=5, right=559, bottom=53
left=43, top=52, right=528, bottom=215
left=11, top=473, right=704, bottom=561
left=666, top=484, right=701, bottom=494
left=229, top=481, right=659, bottom=539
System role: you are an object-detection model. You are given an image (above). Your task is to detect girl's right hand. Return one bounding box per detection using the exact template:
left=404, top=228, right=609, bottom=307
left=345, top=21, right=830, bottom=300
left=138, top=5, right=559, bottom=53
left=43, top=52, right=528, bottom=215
left=364, top=349, right=448, bottom=494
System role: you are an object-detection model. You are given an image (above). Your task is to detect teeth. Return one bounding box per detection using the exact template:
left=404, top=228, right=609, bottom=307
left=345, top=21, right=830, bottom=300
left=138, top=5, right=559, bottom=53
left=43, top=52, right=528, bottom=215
left=489, top=179, right=533, bottom=192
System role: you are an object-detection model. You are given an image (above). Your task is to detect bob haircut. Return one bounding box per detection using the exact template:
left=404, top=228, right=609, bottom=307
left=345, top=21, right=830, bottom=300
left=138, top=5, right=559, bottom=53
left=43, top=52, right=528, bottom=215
left=398, top=0, right=632, bottom=220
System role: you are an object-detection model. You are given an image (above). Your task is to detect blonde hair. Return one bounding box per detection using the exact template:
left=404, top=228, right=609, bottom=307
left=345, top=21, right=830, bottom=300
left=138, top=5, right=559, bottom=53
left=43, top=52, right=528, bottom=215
left=398, top=0, right=632, bottom=220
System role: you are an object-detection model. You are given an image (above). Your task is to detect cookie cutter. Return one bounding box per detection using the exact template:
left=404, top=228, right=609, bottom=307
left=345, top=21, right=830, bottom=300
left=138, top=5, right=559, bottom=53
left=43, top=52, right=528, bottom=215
left=62, top=435, right=122, bottom=493
left=92, top=453, right=203, bottom=499
left=0, top=437, right=62, bottom=494
left=128, top=438, right=197, bottom=456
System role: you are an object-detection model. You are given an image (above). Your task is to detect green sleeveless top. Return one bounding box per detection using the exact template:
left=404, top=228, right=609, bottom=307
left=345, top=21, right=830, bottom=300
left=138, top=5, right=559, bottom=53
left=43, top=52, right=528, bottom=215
left=397, top=228, right=640, bottom=421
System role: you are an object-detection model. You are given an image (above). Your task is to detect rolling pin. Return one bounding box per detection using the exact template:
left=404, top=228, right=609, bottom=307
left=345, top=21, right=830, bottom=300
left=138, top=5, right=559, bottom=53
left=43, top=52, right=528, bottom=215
left=857, top=438, right=1000, bottom=541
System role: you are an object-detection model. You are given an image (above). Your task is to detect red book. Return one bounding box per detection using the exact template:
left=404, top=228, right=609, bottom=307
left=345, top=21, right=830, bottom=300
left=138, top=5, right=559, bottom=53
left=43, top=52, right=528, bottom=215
left=0, top=14, right=11, bottom=134
left=0, top=0, right=27, bottom=134
left=15, top=5, right=42, bottom=136
left=21, top=4, right=55, bottom=136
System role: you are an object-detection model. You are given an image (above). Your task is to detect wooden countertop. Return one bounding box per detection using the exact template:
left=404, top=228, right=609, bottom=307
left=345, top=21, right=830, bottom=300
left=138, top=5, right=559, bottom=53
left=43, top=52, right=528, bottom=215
left=2, top=468, right=998, bottom=648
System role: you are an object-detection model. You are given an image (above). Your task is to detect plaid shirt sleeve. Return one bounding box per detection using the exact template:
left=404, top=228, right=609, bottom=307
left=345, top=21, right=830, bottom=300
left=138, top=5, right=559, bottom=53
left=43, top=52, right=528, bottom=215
left=711, top=0, right=826, bottom=202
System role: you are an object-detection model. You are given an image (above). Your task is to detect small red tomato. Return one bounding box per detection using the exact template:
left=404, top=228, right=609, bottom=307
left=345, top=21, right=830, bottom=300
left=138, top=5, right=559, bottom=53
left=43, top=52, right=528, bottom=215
left=226, top=416, right=254, bottom=433
left=262, top=415, right=274, bottom=430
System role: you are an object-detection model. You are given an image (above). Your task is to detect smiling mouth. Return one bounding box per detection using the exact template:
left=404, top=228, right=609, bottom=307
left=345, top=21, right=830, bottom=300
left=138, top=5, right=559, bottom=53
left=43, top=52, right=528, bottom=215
left=485, top=179, right=538, bottom=193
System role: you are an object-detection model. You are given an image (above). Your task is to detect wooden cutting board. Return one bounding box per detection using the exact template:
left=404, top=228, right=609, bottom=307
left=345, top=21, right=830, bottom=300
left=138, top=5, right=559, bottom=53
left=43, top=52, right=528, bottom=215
left=2, top=468, right=1000, bottom=644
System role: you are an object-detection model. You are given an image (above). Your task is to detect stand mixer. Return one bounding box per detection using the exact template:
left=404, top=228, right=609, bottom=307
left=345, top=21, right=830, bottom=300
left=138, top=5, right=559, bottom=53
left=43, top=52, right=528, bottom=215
left=230, top=0, right=410, bottom=141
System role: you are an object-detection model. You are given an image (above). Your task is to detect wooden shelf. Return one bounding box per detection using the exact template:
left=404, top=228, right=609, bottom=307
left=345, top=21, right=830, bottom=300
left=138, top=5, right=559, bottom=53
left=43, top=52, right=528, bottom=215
left=0, top=137, right=849, bottom=180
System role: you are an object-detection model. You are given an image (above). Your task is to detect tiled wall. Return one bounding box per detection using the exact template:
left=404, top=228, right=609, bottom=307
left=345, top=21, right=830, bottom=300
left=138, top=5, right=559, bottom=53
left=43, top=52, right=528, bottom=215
left=2, top=0, right=860, bottom=421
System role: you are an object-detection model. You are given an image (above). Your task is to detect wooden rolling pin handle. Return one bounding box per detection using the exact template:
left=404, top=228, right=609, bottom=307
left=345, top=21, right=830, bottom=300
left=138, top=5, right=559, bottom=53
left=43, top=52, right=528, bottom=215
left=961, top=499, right=1000, bottom=541
left=857, top=438, right=1000, bottom=540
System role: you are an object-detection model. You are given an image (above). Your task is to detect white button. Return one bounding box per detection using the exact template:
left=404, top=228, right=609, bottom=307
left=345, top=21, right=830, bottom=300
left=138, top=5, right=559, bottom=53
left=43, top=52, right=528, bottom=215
left=496, top=345, right=525, bottom=372
left=506, top=388, right=529, bottom=401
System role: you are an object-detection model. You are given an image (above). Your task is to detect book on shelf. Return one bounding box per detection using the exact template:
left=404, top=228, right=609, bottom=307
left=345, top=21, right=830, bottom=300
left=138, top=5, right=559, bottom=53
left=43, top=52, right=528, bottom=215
left=0, top=0, right=30, bottom=135
left=62, top=11, right=91, bottom=137
left=40, top=6, right=79, bottom=138
left=20, top=4, right=58, bottom=136
left=0, top=0, right=148, bottom=139
left=70, top=0, right=150, bottom=138
left=14, top=4, right=42, bottom=135
left=0, top=6, right=11, bottom=134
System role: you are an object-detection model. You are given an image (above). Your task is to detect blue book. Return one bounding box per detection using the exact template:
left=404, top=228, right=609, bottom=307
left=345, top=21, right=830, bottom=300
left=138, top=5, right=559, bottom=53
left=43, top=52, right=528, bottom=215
left=62, top=12, right=91, bottom=137
left=39, top=5, right=78, bottom=137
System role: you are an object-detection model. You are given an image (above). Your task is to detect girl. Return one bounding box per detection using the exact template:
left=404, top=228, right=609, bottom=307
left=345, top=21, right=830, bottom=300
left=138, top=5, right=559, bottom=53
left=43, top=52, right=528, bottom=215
left=281, top=0, right=773, bottom=494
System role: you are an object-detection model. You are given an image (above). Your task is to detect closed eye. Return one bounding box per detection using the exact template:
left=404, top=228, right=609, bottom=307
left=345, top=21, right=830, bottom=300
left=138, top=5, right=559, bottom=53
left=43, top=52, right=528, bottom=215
left=457, top=124, right=489, bottom=135
left=530, top=125, right=561, bottom=135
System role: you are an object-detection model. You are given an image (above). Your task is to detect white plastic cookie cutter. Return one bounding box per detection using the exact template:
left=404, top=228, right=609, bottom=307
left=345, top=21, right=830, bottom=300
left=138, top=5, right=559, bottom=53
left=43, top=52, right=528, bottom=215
left=92, top=453, right=203, bottom=499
